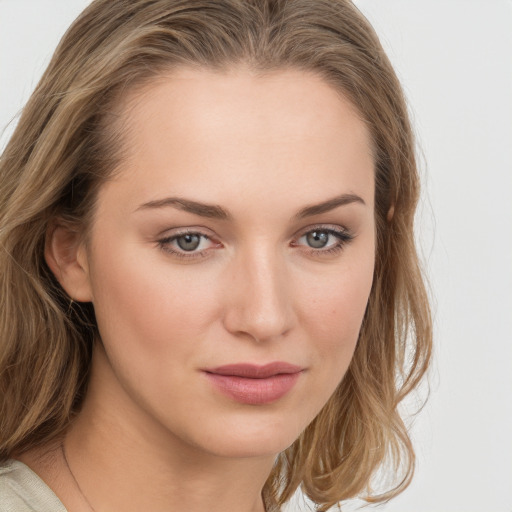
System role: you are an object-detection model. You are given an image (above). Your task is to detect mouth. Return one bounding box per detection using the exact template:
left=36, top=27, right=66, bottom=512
left=202, top=362, right=304, bottom=405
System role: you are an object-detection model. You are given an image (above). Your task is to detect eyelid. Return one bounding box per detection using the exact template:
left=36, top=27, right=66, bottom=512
left=154, top=224, right=217, bottom=238
left=293, top=223, right=353, bottom=241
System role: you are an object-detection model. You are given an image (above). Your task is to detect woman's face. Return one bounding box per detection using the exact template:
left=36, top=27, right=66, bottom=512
left=77, top=67, right=375, bottom=457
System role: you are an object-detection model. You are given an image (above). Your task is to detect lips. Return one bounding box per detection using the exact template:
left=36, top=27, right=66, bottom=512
left=203, top=362, right=303, bottom=405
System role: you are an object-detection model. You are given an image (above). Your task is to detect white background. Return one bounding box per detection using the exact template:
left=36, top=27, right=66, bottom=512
left=1, top=1, right=511, bottom=511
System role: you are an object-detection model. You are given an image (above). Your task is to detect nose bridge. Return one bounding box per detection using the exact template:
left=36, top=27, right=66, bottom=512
left=223, top=242, right=294, bottom=342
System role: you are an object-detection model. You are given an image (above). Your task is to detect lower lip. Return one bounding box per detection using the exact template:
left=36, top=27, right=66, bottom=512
left=204, top=372, right=301, bottom=405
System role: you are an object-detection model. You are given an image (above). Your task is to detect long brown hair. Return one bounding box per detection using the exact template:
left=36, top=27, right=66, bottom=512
left=0, top=1, right=432, bottom=509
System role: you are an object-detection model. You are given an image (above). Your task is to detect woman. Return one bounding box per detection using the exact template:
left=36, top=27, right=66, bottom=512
left=0, top=1, right=432, bottom=511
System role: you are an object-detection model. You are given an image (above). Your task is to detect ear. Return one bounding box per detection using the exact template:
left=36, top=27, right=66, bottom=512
left=386, top=204, right=395, bottom=222
left=45, top=221, right=93, bottom=302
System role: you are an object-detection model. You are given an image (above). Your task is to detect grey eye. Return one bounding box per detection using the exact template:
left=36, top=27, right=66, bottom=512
left=177, top=234, right=201, bottom=251
left=306, top=231, right=329, bottom=248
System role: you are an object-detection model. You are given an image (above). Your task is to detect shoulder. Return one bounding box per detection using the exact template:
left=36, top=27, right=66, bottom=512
left=0, top=460, right=67, bottom=512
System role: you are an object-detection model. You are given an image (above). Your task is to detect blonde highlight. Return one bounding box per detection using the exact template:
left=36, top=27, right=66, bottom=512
left=0, top=1, right=432, bottom=509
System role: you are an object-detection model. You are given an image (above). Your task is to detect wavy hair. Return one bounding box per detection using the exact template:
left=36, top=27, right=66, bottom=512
left=0, top=1, right=432, bottom=510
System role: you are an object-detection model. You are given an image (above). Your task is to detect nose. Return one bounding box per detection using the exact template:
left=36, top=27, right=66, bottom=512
left=222, top=247, right=295, bottom=343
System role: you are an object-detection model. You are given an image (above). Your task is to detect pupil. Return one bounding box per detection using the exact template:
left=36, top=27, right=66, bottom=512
left=307, top=231, right=328, bottom=248
left=177, top=234, right=201, bottom=251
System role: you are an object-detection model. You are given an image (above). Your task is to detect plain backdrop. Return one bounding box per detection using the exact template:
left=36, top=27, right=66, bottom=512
left=1, top=1, right=511, bottom=511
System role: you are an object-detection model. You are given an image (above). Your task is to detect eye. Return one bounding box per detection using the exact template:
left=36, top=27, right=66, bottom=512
left=293, top=226, right=353, bottom=255
left=157, top=230, right=221, bottom=259
left=304, top=230, right=332, bottom=249
left=176, top=233, right=202, bottom=252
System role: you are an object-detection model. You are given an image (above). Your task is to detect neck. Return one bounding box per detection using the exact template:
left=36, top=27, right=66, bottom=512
left=62, top=345, right=275, bottom=512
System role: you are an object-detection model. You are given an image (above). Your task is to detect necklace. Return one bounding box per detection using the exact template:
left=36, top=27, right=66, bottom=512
left=61, top=441, right=97, bottom=512
left=61, top=441, right=274, bottom=512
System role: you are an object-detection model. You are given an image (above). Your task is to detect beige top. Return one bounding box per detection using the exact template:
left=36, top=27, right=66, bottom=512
left=0, top=459, right=281, bottom=512
left=0, top=460, right=67, bottom=512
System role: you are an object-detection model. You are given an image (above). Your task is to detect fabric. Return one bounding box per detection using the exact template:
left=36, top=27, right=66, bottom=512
left=0, top=460, right=67, bottom=512
left=0, top=459, right=280, bottom=511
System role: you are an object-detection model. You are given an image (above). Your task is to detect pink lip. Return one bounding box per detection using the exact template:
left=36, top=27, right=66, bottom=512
left=203, top=362, right=303, bottom=405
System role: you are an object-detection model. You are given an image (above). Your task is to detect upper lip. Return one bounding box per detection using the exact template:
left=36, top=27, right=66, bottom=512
left=204, top=362, right=303, bottom=379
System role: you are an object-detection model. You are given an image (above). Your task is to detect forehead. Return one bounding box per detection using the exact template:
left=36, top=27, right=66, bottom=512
left=101, top=67, right=375, bottom=215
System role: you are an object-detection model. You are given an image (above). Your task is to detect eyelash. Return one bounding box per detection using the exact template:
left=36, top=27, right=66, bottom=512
left=157, top=229, right=219, bottom=260
left=293, top=227, right=354, bottom=257
left=157, top=226, right=354, bottom=260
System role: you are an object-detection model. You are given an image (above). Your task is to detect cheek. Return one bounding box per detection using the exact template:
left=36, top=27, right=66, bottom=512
left=281, top=252, right=374, bottom=428
left=88, top=241, right=220, bottom=357
left=299, top=254, right=374, bottom=368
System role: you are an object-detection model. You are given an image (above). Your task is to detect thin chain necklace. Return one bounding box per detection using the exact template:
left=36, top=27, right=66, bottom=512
left=61, top=441, right=97, bottom=512
left=61, top=441, right=274, bottom=512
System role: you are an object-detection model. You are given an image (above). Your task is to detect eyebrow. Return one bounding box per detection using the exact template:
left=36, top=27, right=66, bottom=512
left=135, top=193, right=365, bottom=220
left=295, top=193, right=366, bottom=219
left=136, top=197, right=231, bottom=220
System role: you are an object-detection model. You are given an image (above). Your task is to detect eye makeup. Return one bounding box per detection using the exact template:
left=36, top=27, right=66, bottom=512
left=292, top=225, right=354, bottom=258
left=156, top=224, right=354, bottom=261
left=157, top=229, right=222, bottom=260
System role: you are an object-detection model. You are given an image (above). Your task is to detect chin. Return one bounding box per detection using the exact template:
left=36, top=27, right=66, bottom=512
left=184, top=413, right=305, bottom=459
left=204, top=433, right=296, bottom=459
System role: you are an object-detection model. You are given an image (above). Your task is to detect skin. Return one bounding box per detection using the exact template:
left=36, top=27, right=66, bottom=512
left=33, top=67, right=376, bottom=512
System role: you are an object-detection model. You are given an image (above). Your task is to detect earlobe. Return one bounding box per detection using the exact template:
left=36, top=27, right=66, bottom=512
left=386, top=205, right=395, bottom=222
left=45, top=221, right=93, bottom=302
